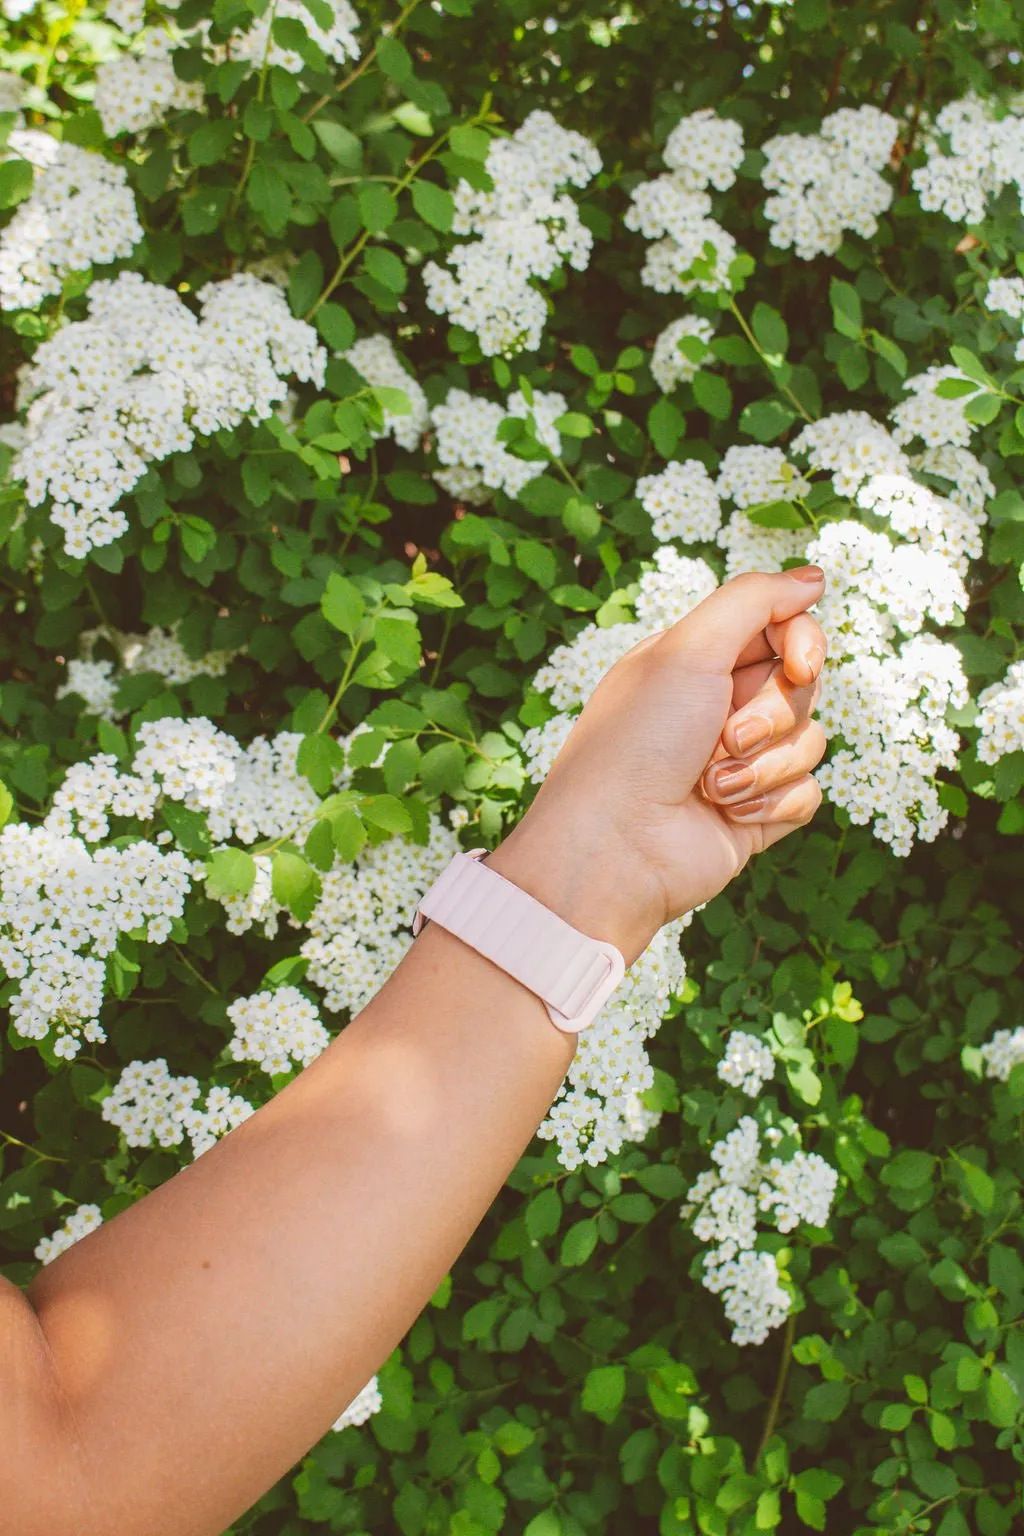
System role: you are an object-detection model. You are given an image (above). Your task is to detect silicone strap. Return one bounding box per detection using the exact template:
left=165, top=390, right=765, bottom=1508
left=412, top=850, right=625, bottom=1034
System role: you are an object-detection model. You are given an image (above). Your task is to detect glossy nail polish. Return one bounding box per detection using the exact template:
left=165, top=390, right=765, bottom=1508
left=714, top=761, right=756, bottom=799
left=732, top=715, right=771, bottom=755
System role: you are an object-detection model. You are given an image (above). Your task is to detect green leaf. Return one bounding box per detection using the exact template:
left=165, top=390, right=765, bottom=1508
left=881, top=1150, right=937, bottom=1189
left=296, top=732, right=345, bottom=794
left=205, top=847, right=257, bottom=899
left=963, top=392, right=1000, bottom=426
left=525, top=1185, right=562, bottom=1240
left=879, top=1402, right=914, bottom=1430
left=610, top=1191, right=656, bottom=1223
left=362, top=794, right=413, bottom=834
left=320, top=573, right=365, bottom=636
left=514, top=538, right=557, bottom=589
left=358, top=182, right=399, bottom=234
left=411, top=179, right=454, bottom=231
left=377, top=35, right=412, bottom=81
left=560, top=1218, right=598, bottom=1266
left=0, top=157, right=33, bottom=209
left=331, top=808, right=367, bottom=861
left=692, top=371, right=733, bottom=421
left=312, top=119, right=362, bottom=167
left=553, top=411, right=593, bottom=438
left=0, top=780, right=13, bottom=829
left=802, top=1381, right=850, bottom=1422
left=752, top=302, right=789, bottom=358
left=271, top=850, right=321, bottom=921
left=581, top=1364, right=625, bottom=1419
left=648, top=398, right=686, bottom=458
left=830, top=279, right=863, bottom=339
left=362, top=245, right=407, bottom=293
left=449, top=124, right=491, bottom=161
left=745, top=499, right=806, bottom=530
left=739, top=398, right=797, bottom=442
left=188, top=118, right=236, bottom=167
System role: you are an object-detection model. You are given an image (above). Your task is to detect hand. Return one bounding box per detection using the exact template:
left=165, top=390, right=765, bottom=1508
left=489, top=567, right=828, bottom=965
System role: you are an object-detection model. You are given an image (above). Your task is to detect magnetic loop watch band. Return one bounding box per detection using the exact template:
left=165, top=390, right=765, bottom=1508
left=412, top=850, right=626, bottom=1034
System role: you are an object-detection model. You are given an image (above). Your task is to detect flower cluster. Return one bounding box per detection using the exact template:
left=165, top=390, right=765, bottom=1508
left=650, top=315, right=716, bottom=393
left=637, top=459, right=723, bottom=544
left=891, top=366, right=979, bottom=449
left=912, top=96, right=1024, bottom=225
left=332, top=1377, right=383, bottom=1431
left=226, top=986, right=331, bottom=1077
left=344, top=335, right=430, bottom=451
left=34, top=1203, right=104, bottom=1265
left=0, top=816, right=200, bottom=1059
left=230, top=0, right=360, bottom=73
left=102, top=1058, right=255, bottom=1159
left=761, top=106, right=897, bottom=259
left=717, top=1031, right=775, bottom=1097
left=0, top=133, right=143, bottom=311
left=684, top=1116, right=838, bottom=1345
left=980, top=1026, right=1024, bottom=1082
left=94, top=36, right=203, bottom=137
left=58, top=624, right=239, bottom=720
left=430, top=385, right=566, bottom=502
left=13, top=271, right=326, bottom=555
left=626, top=110, right=742, bottom=295
left=522, top=550, right=718, bottom=772
left=300, top=816, right=463, bottom=1017
left=976, top=661, right=1024, bottom=765
left=538, top=914, right=693, bottom=1170
left=423, top=111, right=601, bottom=355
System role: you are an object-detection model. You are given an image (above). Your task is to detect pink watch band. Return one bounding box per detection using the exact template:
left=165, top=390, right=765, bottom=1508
left=412, top=850, right=626, bottom=1034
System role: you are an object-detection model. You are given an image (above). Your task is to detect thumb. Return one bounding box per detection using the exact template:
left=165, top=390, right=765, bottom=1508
left=663, top=566, right=825, bottom=676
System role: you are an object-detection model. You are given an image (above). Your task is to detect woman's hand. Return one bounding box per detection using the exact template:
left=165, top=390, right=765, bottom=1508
left=489, top=566, right=828, bottom=964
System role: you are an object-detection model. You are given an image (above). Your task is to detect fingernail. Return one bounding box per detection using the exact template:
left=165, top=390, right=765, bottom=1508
left=790, top=565, right=824, bottom=583
left=714, top=761, right=756, bottom=799
left=803, top=643, right=826, bottom=675
left=728, top=794, right=767, bottom=819
left=733, top=714, right=772, bottom=755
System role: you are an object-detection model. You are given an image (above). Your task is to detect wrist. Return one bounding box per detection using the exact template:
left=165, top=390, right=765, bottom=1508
left=486, top=807, right=664, bottom=969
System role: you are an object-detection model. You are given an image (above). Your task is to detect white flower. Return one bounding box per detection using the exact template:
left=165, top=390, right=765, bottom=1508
left=344, top=336, right=429, bottom=452
left=431, top=385, right=567, bottom=502
left=762, top=106, right=897, bottom=259
left=0, top=135, right=143, bottom=311
left=980, top=1026, right=1024, bottom=1082
left=912, top=95, right=1024, bottom=226
left=717, top=1032, right=775, bottom=1098
left=12, top=271, right=326, bottom=555
left=226, top=986, right=331, bottom=1076
left=34, top=1203, right=103, bottom=1265
left=890, top=366, right=981, bottom=450
left=94, top=40, right=203, bottom=137
left=423, top=111, right=601, bottom=356
left=976, top=660, right=1024, bottom=765
left=637, top=459, right=722, bottom=544
left=230, top=0, right=360, bottom=73
left=332, top=1377, right=383, bottom=1430
left=650, top=315, right=716, bottom=392
left=685, top=1117, right=838, bottom=1345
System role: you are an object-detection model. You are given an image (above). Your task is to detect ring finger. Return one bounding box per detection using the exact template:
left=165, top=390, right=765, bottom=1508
left=702, top=717, right=828, bottom=807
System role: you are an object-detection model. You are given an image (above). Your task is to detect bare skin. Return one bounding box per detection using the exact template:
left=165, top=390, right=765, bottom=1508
left=2, top=567, right=828, bottom=1536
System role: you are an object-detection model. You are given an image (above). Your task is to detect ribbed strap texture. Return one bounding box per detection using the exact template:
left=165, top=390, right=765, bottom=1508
left=417, top=853, right=616, bottom=1021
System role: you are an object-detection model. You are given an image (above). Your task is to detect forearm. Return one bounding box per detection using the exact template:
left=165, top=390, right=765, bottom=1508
left=23, top=902, right=577, bottom=1536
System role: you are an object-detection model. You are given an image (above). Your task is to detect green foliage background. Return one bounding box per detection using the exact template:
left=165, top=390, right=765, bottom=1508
left=1, top=1, right=1023, bottom=1533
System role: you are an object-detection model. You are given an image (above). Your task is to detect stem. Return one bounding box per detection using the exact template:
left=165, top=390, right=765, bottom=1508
left=301, top=0, right=424, bottom=123
left=305, top=126, right=458, bottom=319
left=1, top=1130, right=68, bottom=1164
left=728, top=299, right=815, bottom=424
left=754, top=1313, right=795, bottom=1467
left=315, top=619, right=376, bottom=732
left=231, top=0, right=279, bottom=215
left=171, top=946, right=221, bottom=997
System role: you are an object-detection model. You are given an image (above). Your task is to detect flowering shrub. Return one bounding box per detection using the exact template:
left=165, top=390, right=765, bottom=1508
left=0, top=0, right=1023, bottom=1532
